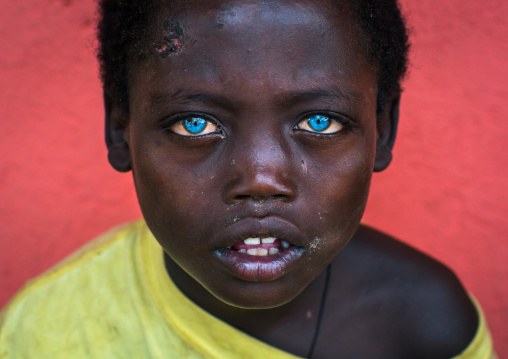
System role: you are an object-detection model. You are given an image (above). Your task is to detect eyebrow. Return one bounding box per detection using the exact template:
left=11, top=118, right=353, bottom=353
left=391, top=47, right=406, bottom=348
left=148, top=86, right=365, bottom=111
left=149, top=90, right=238, bottom=111
left=273, top=87, right=365, bottom=108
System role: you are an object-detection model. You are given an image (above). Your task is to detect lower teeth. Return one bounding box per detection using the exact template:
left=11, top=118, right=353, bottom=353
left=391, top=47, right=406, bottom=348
left=248, top=248, right=267, bottom=256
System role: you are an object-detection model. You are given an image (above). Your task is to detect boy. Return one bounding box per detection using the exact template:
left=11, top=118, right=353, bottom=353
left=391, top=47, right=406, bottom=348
left=0, top=0, right=496, bottom=358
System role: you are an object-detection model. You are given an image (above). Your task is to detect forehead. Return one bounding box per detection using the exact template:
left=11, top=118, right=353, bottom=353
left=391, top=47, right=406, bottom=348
left=155, top=0, right=354, bottom=28
left=129, top=0, right=374, bottom=108
left=150, top=0, right=364, bottom=58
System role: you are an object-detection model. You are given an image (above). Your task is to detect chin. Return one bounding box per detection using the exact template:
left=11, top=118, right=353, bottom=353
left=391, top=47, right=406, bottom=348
left=204, top=275, right=311, bottom=310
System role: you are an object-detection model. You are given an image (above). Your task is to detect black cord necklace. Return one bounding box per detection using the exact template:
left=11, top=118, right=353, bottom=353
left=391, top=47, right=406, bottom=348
left=307, top=264, right=332, bottom=359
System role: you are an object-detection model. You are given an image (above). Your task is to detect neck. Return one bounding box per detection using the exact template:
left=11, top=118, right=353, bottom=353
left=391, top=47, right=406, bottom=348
left=164, top=253, right=328, bottom=357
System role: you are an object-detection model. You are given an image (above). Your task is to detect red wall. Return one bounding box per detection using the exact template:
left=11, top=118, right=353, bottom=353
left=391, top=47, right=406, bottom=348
left=1, top=0, right=506, bottom=355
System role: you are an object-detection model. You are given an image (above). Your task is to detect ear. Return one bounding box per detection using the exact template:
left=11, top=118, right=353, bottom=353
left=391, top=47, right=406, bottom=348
left=104, top=90, right=131, bottom=172
left=374, top=94, right=400, bottom=172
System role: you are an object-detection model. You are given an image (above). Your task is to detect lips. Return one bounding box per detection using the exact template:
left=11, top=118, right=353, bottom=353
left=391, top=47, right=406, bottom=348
left=231, top=237, right=290, bottom=256
left=213, top=216, right=306, bottom=282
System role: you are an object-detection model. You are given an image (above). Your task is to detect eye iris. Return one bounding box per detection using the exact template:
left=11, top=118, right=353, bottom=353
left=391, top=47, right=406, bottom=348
left=183, top=117, right=207, bottom=134
left=307, top=115, right=330, bottom=132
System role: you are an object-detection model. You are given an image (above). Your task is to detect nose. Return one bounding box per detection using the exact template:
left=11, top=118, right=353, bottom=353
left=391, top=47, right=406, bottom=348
left=223, top=133, right=297, bottom=205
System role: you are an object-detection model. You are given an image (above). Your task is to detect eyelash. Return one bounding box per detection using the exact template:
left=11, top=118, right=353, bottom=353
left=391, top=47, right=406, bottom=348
left=162, top=114, right=223, bottom=138
left=294, top=113, right=354, bottom=136
left=162, top=112, right=354, bottom=138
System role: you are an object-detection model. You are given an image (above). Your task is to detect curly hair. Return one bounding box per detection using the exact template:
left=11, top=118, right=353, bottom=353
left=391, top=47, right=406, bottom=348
left=97, top=0, right=409, bottom=113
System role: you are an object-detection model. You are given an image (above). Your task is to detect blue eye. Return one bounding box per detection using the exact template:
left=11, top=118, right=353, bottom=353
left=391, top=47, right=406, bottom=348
left=295, top=114, right=345, bottom=134
left=169, top=116, right=220, bottom=137
left=307, top=115, right=331, bottom=132
left=183, top=117, right=207, bottom=134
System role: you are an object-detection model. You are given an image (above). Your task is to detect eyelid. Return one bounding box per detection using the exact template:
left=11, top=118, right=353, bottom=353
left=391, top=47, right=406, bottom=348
left=294, top=113, right=350, bottom=135
left=164, top=114, right=223, bottom=137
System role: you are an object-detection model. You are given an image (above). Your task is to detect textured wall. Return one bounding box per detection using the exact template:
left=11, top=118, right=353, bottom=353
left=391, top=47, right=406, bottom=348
left=1, top=0, right=506, bottom=355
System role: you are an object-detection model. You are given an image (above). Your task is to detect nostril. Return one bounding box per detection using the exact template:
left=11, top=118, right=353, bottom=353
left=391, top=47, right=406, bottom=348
left=225, top=168, right=297, bottom=204
left=271, top=194, right=288, bottom=201
left=234, top=194, right=251, bottom=201
left=232, top=193, right=290, bottom=202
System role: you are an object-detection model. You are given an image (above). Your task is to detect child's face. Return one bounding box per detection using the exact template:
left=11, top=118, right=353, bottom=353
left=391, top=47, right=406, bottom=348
left=125, top=0, right=378, bottom=308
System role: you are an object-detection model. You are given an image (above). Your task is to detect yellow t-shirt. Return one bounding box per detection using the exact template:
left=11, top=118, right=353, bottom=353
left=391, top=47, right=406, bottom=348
left=0, top=220, right=497, bottom=359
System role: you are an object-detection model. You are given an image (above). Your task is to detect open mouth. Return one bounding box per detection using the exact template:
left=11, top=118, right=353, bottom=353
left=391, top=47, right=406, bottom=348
left=229, top=237, right=291, bottom=256
left=216, top=236, right=303, bottom=282
left=213, top=217, right=306, bottom=281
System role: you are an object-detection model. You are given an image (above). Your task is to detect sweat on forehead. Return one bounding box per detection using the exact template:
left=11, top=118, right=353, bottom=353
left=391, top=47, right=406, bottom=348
left=97, top=0, right=409, bottom=112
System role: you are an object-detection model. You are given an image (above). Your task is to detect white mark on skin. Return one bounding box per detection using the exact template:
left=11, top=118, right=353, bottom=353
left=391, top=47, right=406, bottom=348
left=308, top=237, right=321, bottom=255
left=231, top=159, right=235, bottom=165
left=301, top=159, right=307, bottom=173
left=306, top=310, right=312, bottom=319
left=318, top=212, right=323, bottom=221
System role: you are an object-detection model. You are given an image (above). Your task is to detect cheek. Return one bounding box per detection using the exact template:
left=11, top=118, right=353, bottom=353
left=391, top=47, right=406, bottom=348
left=302, top=140, right=375, bottom=251
left=129, top=138, right=217, bottom=250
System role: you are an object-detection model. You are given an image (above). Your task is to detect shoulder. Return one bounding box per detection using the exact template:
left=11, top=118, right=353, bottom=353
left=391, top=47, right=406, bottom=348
left=325, top=225, right=479, bottom=358
left=2, top=220, right=141, bottom=306
left=0, top=221, right=144, bottom=357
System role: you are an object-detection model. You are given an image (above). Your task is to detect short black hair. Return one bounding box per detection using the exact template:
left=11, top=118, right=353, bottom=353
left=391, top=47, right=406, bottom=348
left=97, top=0, right=409, bottom=113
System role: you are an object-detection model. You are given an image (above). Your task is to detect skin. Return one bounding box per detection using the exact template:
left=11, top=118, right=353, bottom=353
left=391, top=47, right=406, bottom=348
left=105, top=0, right=478, bottom=357
left=127, top=0, right=379, bottom=308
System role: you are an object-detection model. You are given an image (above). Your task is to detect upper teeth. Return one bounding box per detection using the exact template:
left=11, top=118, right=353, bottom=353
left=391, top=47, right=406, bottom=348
left=243, top=237, right=277, bottom=245
left=261, top=237, right=276, bottom=244
left=244, top=238, right=261, bottom=245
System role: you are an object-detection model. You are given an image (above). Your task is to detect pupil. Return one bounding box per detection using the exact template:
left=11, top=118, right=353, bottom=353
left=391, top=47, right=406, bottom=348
left=184, top=117, right=207, bottom=134
left=308, top=115, right=330, bottom=131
